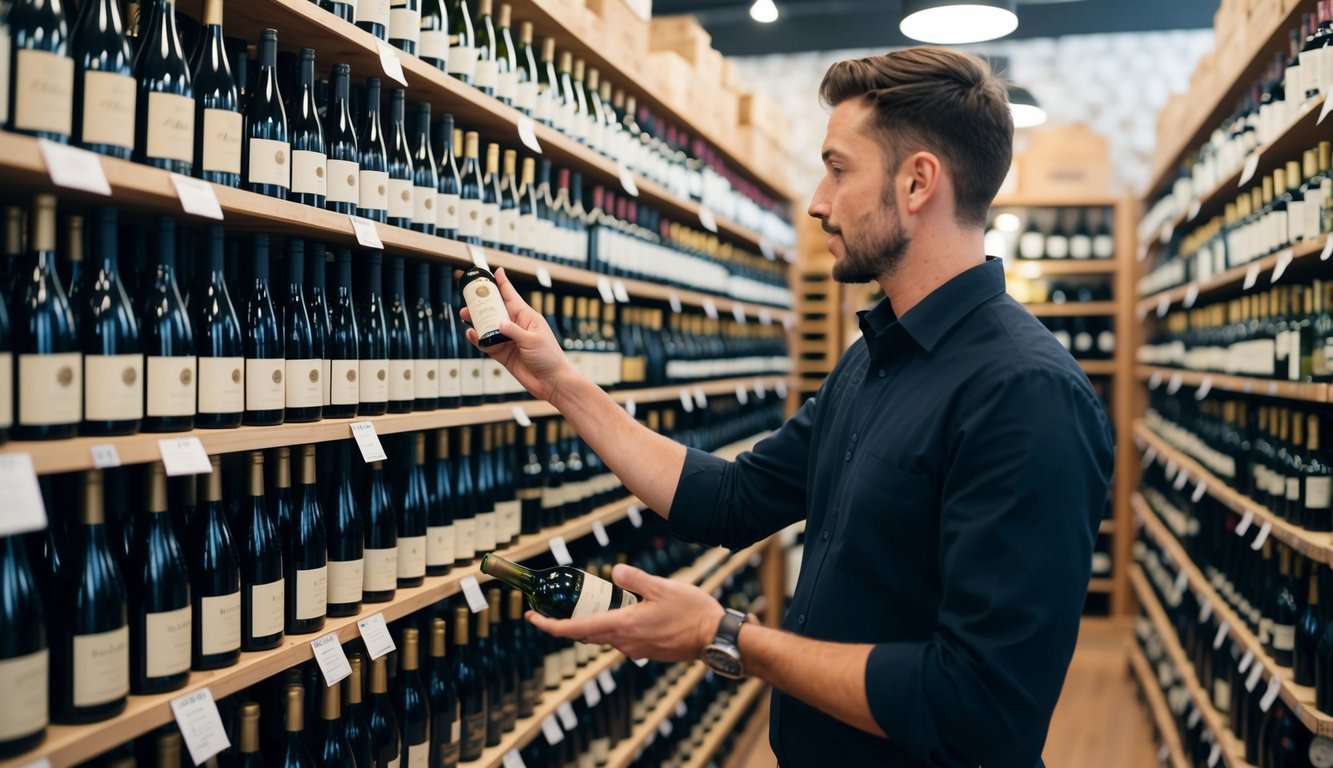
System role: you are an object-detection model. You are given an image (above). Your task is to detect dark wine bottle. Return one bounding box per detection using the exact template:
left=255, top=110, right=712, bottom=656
left=343, top=655, right=376, bottom=768
left=445, top=0, right=475, bottom=85
left=281, top=684, right=317, bottom=768
left=386, top=255, right=415, bottom=413
left=495, top=423, right=519, bottom=544
left=368, top=654, right=401, bottom=768
left=385, top=89, right=415, bottom=230
left=451, top=604, right=486, bottom=762
left=240, top=451, right=284, bottom=651
left=357, top=78, right=390, bottom=223
left=325, top=441, right=364, bottom=617
left=286, top=444, right=328, bottom=635
left=356, top=0, right=390, bottom=41
left=192, top=0, right=242, bottom=187
left=486, top=588, right=518, bottom=735
left=514, top=22, right=538, bottom=118
left=435, top=118, right=461, bottom=241
left=362, top=459, right=398, bottom=602
left=307, top=244, right=333, bottom=409
left=474, top=599, right=502, bottom=747
left=411, top=103, right=438, bottom=236
left=457, top=130, right=484, bottom=246
left=9, top=0, right=74, bottom=142
left=235, top=702, right=263, bottom=768
left=408, top=264, right=439, bottom=412
left=358, top=251, right=390, bottom=416
left=140, top=216, right=196, bottom=433
left=480, top=143, right=501, bottom=249
left=474, top=426, right=497, bottom=552
left=515, top=157, right=537, bottom=259
left=79, top=207, right=142, bottom=436
left=127, top=462, right=191, bottom=695
left=419, top=0, right=449, bottom=71
left=389, top=0, right=420, bottom=54
left=480, top=555, right=639, bottom=619
left=425, top=617, right=460, bottom=768
left=397, top=432, right=429, bottom=587
left=508, top=589, right=539, bottom=717
left=321, top=0, right=355, bottom=23
left=494, top=4, right=516, bottom=108
left=72, top=0, right=135, bottom=158
left=283, top=240, right=323, bottom=423
left=452, top=428, right=478, bottom=564
left=244, top=233, right=285, bottom=426
left=244, top=29, right=289, bottom=199
left=426, top=429, right=456, bottom=575
left=133, top=0, right=194, bottom=172
left=194, top=225, right=245, bottom=429
left=0, top=532, right=48, bottom=756
left=394, top=627, right=431, bottom=768
left=324, top=64, right=361, bottom=216
left=472, top=0, right=496, bottom=98
left=434, top=263, right=462, bottom=409
left=189, top=456, right=241, bottom=670
left=289, top=48, right=327, bottom=208
left=519, top=424, right=542, bottom=535
left=327, top=247, right=360, bottom=418
left=315, top=671, right=355, bottom=768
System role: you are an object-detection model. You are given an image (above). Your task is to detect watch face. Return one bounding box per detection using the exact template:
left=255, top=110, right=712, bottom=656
left=702, top=645, right=743, bottom=679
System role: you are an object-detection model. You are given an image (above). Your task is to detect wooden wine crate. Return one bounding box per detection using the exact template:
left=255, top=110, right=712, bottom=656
left=584, top=0, right=649, bottom=66
left=722, top=59, right=746, bottom=94
left=648, top=50, right=695, bottom=112
left=1014, top=124, right=1112, bottom=200
left=649, top=14, right=714, bottom=67
left=739, top=92, right=787, bottom=140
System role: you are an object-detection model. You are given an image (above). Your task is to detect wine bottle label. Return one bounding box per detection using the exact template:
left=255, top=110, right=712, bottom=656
left=463, top=278, right=507, bottom=338
left=414, top=358, right=439, bottom=399
left=295, top=565, right=329, bottom=620
left=145, top=604, right=192, bottom=678
left=438, top=193, right=461, bottom=232
left=458, top=197, right=482, bottom=238
left=356, top=0, right=390, bottom=26
left=427, top=524, right=455, bottom=567
left=331, top=359, right=360, bottom=405
left=0, top=353, right=11, bottom=428
left=461, top=358, right=484, bottom=397
left=498, top=207, right=518, bottom=248
left=389, top=178, right=415, bottom=220
left=72, top=625, right=130, bottom=707
left=517, top=213, right=538, bottom=252
left=389, top=358, right=414, bottom=401
left=327, top=558, right=364, bottom=605
left=14, top=49, right=74, bottom=137
left=285, top=358, right=323, bottom=408
left=1311, top=737, right=1333, bottom=768
left=1288, top=477, right=1301, bottom=502
left=481, top=202, right=500, bottom=243
left=0, top=648, right=47, bottom=740
left=541, top=485, right=562, bottom=512
left=560, top=645, right=575, bottom=676
left=497, top=500, right=520, bottom=541
left=543, top=656, right=561, bottom=689
left=248, top=137, right=291, bottom=188
left=80, top=70, right=136, bottom=150
left=420, top=30, right=450, bottom=63
left=475, top=510, right=496, bottom=550
left=591, top=737, right=609, bottom=765
left=447, top=45, right=477, bottom=79
left=389, top=5, right=421, bottom=44
left=1273, top=623, right=1297, bottom=651
left=441, top=732, right=460, bottom=767
left=199, top=591, right=242, bottom=655
left=533, top=88, right=550, bottom=123
left=360, top=169, right=390, bottom=212
left=1308, top=477, right=1332, bottom=509
left=485, top=357, right=504, bottom=395
left=461, top=711, right=487, bottom=757
left=291, top=149, right=327, bottom=196
left=198, top=356, right=245, bottom=414
left=496, top=70, right=517, bottom=103
left=406, top=742, right=429, bottom=768
left=363, top=547, right=398, bottom=592
left=438, top=359, right=463, bottom=398
left=245, top=357, right=285, bottom=411
left=250, top=578, right=285, bottom=637
left=19, top=352, right=81, bottom=426
left=515, top=81, right=537, bottom=114
left=474, top=58, right=498, bottom=90
left=454, top=517, right=475, bottom=560
left=359, top=360, right=389, bottom=403
left=1073, top=333, right=1092, bottom=353
left=327, top=158, right=362, bottom=204
left=397, top=535, right=426, bottom=578
left=570, top=574, right=617, bottom=619
left=84, top=353, right=144, bottom=421
left=1093, top=234, right=1114, bottom=258
left=146, top=91, right=196, bottom=164
left=202, top=108, right=244, bottom=174
left=414, top=186, right=437, bottom=227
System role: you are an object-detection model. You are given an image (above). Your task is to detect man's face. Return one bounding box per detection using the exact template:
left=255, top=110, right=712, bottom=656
left=808, top=100, right=911, bottom=284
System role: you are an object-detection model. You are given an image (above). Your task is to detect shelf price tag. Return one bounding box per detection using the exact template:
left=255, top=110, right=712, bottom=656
left=1322, top=237, right=1333, bottom=261
left=171, top=687, right=231, bottom=766
left=591, top=520, right=610, bottom=547
left=1194, top=377, right=1213, bottom=400
left=502, top=751, right=527, bottom=768
left=596, top=276, right=616, bottom=304
left=511, top=406, right=532, bottom=427
left=1239, top=151, right=1261, bottom=187
left=1243, top=263, right=1261, bottom=291
left=582, top=679, right=602, bottom=707
left=613, top=280, right=630, bottom=304
left=460, top=576, right=489, bottom=613
left=1213, top=621, right=1229, bottom=650
left=1245, top=663, right=1264, bottom=692
left=754, top=379, right=767, bottom=399
left=1198, top=600, right=1213, bottom=623
left=632, top=657, right=649, bottom=667
left=1173, top=469, right=1190, bottom=491
left=1271, top=249, right=1295, bottom=283
left=735, top=384, right=749, bottom=404
left=1192, top=481, right=1209, bottom=503
left=1186, top=708, right=1201, bottom=729
left=1148, top=371, right=1163, bottom=390
left=1156, top=295, right=1170, bottom=318
left=693, top=387, right=707, bottom=409
left=597, top=669, right=617, bottom=694
left=1187, top=198, right=1202, bottom=221
left=357, top=613, right=397, bottom=660
left=759, top=309, right=773, bottom=326
left=517, top=116, right=543, bottom=154
left=0, top=454, right=47, bottom=537
left=158, top=437, right=213, bottom=477
left=1140, top=446, right=1158, bottom=469
left=1250, top=520, right=1273, bottom=550
left=467, top=244, right=491, bottom=272
left=376, top=41, right=408, bottom=86
left=1172, top=569, right=1188, bottom=597
left=698, top=205, right=718, bottom=234
left=1320, top=94, right=1333, bottom=125
left=1238, top=649, right=1255, bottom=674
left=1260, top=676, right=1282, bottom=712
left=626, top=504, right=643, bottom=528
left=702, top=299, right=719, bottom=320
left=536, top=265, right=553, bottom=288
left=679, top=389, right=695, bottom=412
left=557, top=702, right=579, bottom=730
left=349, top=215, right=384, bottom=250
left=90, top=444, right=122, bottom=469
left=759, top=238, right=776, bottom=261
left=1136, top=243, right=1149, bottom=263
left=1207, top=742, right=1222, bottom=768
left=1166, top=374, right=1183, bottom=395
left=775, top=380, right=788, bottom=399
left=1236, top=509, right=1254, bottom=536
left=1164, top=460, right=1179, bottom=481
left=1158, top=221, right=1174, bottom=245
left=310, top=632, right=353, bottom=686
left=548, top=535, right=573, bottom=566
left=1183, top=284, right=1199, bottom=309
left=669, top=293, right=683, bottom=314
left=38, top=139, right=111, bottom=196
left=541, top=715, right=565, bottom=745
left=616, top=164, right=639, bottom=197
left=349, top=422, right=388, bottom=463
left=732, top=304, right=747, bottom=324
left=170, top=174, right=224, bottom=220
left=623, top=398, right=636, bottom=418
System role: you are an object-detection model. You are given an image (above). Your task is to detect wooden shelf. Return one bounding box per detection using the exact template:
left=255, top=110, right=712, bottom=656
left=1134, top=493, right=1333, bottom=737
left=1135, top=234, right=1329, bottom=315
left=1128, top=642, right=1190, bottom=768
left=604, top=663, right=708, bottom=768
left=0, top=376, right=789, bottom=475
left=680, top=677, right=767, bottom=768
left=1080, top=360, right=1117, bottom=376
left=1137, top=366, right=1331, bottom=403
left=1100, top=519, right=1116, bottom=534
left=1129, top=566, right=1253, bottom=767
left=1134, top=419, right=1333, bottom=563
left=992, top=195, right=1120, bottom=209
left=1025, top=301, right=1116, bottom=317
left=1088, top=578, right=1114, bottom=594
left=1007, top=259, right=1120, bottom=277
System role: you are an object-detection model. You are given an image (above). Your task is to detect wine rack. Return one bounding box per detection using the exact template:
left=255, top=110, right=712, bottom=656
left=1127, top=639, right=1190, bottom=768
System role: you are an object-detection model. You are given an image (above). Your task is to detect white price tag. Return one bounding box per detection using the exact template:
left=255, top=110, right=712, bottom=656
left=0, top=454, right=46, bottom=536
left=1193, top=481, right=1208, bottom=503
left=735, top=384, right=749, bottom=404
left=679, top=389, right=695, bottom=412
left=1157, top=295, right=1170, bottom=318
left=1174, top=469, right=1190, bottom=491
left=693, top=387, right=707, bottom=409
left=38, top=139, right=111, bottom=195
left=557, top=702, right=578, bottom=730
left=1198, top=600, right=1213, bottom=623
left=541, top=715, right=565, bottom=745
left=377, top=41, right=408, bottom=86
left=357, top=613, right=397, bottom=660
left=783, top=314, right=795, bottom=332
left=1159, top=221, right=1174, bottom=245
left=1141, top=446, right=1158, bottom=469
left=1320, top=94, right=1333, bottom=125
left=759, top=310, right=773, bottom=326
left=1173, top=569, right=1188, bottom=596
left=624, top=398, right=636, bottom=418
left=1183, top=284, right=1199, bottom=309
left=1137, top=243, right=1149, bottom=262
left=582, top=679, right=602, bottom=707
left=548, top=535, right=573, bottom=565
left=1245, top=663, right=1264, bottom=692
left=1239, top=152, right=1261, bottom=186
left=1260, top=675, right=1282, bottom=712
left=1322, top=237, right=1333, bottom=261
left=613, top=280, right=630, bottom=305
left=1250, top=520, right=1272, bottom=550
left=1236, top=510, right=1254, bottom=536
left=1165, top=460, right=1179, bottom=481
left=517, top=116, right=542, bottom=154
left=350, top=215, right=384, bottom=249
left=617, top=164, right=639, bottom=197
left=460, top=576, right=489, bottom=613
left=597, top=276, right=615, bottom=304
left=1213, top=621, right=1229, bottom=649
left=311, top=632, right=353, bottom=685
left=1187, top=198, right=1202, bottom=221
left=170, top=173, right=224, bottom=220
left=1207, top=743, right=1221, bottom=768
left=1148, top=371, right=1163, bottom=389
left=158, top=437, right=213, bottom=477
left=698, top=206, right=718, bottom=233
left=1239, top=649, right=1254, bottom=673
left=536, top=266, right=553, bottom=288
left=468, top=244, right=491, bottom=272
left=633, top=657, right=649, bottom=667
left=754, top=380, right=768, bottom=399
left=591, top=520, right=610, bottom=547
left=703, top=299, right=719, bottom=320
left=775, top=380, right=788, bottom=399
left=1195, top=377, right=1213, bottom=400
left=1271, top=249, right=1294, bottom=283
left=759, top=238, right=776, bottom=261
left=1166, top=374, right=1183, bottom=395
left=732, top=304, right=747, bottom=324
left=511, top=406, right=532, bottom=427
left=669, top=293, right=683, bottom=314
left=170, top=688, right=231, bottom=766
left=659, top=720, right=672, bottom=737
left=502, top=751, right=527, bottom=768
left=1187, top=708, right=1201, bottom=729
left=626, top=505, right=643, bottom=528
left=90, top=444, right=122, bottom=469
left=1243, top=264, right=1261, bottom=290
left=350, top=422, right=388, bottom=463
left=20, top=758, right=50, bottom=768
left=597, top=669, right=617, bottom=694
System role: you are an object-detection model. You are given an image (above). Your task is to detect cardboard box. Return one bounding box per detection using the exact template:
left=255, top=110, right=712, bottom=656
left=722, top=59, right=746, bottom=93
left=585, top=0, right=648, bottom=61
left=739, top=92, right=785, bottom=136
left=648, top=50, right=694, bottom=112
left=1016, top=124, right=1112, bottom=199
left=650, top=15, right=713, bottom=66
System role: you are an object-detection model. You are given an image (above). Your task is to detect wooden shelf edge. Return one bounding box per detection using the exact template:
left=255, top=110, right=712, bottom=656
left=1006, top=259, right=1120, bottom=277
left=1135, top=366, right=1330, bottom=403
left=1024, top=301, right=1116, bottom=317
left=681, top=677, right=767, bottom=768
left=1128, top=643, right=1191, bottom=768
left=605, top=664, right=708, bottom=768
left=1080, top=360, right=1117, bottom=376
left=993, top=195, right=1121, bottom=209
left=1088, top=578, right=1115, bottom=594
left=1134, top=235, right=1329, bottom=315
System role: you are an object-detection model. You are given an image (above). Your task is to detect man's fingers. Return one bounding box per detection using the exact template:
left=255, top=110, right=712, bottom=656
left=494, top=268, right=530, bottom=313
left=612, top=564, right=665, bottom=599
left=527, top=610, right=623, bottom=639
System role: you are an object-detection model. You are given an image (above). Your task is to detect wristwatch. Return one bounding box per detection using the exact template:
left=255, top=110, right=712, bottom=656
left=701, top=608, right=748, bottom=679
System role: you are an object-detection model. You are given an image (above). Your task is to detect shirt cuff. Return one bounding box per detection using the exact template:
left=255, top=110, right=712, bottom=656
left=865, top=642, right=937, bottom=762
left=666, top=447, right=729, bottom=544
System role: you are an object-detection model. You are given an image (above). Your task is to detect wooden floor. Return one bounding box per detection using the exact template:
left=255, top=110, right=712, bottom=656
left=732, top=618, right=1157, bottom=768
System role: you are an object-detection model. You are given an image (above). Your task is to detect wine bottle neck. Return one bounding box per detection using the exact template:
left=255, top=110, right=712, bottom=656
left=299, top=54, right=315, bottom=90
left=259, top=34, right=278, bottom=70
left=480, top=553, right=535, bottom=591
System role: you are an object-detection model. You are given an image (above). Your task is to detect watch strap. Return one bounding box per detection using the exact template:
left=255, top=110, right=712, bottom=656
left=715, top=608, right=746, bottom=648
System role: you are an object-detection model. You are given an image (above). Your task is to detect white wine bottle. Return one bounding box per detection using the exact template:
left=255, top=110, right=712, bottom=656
left=479, top=554, right=639, bottom=619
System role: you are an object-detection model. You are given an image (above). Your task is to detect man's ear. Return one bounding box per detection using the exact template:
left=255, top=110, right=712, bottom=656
left=902, top=151, right=942, bottom=215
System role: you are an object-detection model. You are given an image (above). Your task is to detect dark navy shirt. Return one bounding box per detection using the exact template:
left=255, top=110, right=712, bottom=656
left=668, top=257, right=1115, bottom=767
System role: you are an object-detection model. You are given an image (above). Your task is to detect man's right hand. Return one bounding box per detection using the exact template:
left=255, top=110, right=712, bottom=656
left=460, top=267, right=579, bottom=403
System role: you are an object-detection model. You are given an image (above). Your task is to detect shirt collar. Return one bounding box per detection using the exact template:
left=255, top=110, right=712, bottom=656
left=857, top=257, right=1007, bottom=354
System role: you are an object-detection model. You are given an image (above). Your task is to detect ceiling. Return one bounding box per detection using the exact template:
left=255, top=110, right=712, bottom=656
left=652, top=0, right=1219, bottom=56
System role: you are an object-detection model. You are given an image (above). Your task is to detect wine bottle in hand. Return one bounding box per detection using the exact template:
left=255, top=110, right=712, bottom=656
left=480, top=555, right=639, bottom=619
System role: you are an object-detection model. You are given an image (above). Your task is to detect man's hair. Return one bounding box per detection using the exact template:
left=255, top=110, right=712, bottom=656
left=818, top=47, right=1014, bottom=228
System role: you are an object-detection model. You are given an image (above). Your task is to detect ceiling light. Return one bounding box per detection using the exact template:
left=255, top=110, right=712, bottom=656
left=750, top=0, right=779, bottom=23
left=899, top=0, right=1018, bottom=44
left=1007, top=85, right=1047, bottom=128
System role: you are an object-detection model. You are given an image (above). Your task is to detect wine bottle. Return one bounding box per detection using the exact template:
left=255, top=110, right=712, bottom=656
left=358, top=251, right=390, bottom=415
left=412, top=262, right=439, bottom=411
left=327, top=247, right=360, bottom=418
left=445, top=0, right=476, bottom=86
left=0, top=531, right=47, bottom=756
left=389, top=0, right=420, bottom=55
left=73, top=0, right=135, bottom=158
left=480, top=555, right=639, bottom=619
left=474, top=426, right=497, bottom=552
left=497, top=149, right=518, bottom=253
left=189, top=456, right=241, bottom=670
left=356, top=0, right=390, bottom=41
left=508, top=588, right=539, bottom=717
left=394, top=627, right=431, bottom=768
left=240, top=451, right=284, bottom=651
left=518, top=424, right=542, bottom=535
left=155, top=730, right=183, bottom=768
left=535, top=38, right=557, bottom=129
left=0, top=239, right=10, bottom=445
left=385, top=89, right=416, bottom=230
left=473, top=601, right=502, bottom=747
left=140, top=216, right=196, bottom=433
left=134, top=0, right=194, bottom=173
left=194, top=225, right=245, bottom=429
left=358, top=78, right=390, bottom=224
left=192, top=0, right=241, bottom=187
left=435, top=117, right=461, bottom=241
left=487, top=588, right=518, bottom=734
left=340, top=655, right=376, bottom=768
left=288, top=48, right=326, bottom=207
left=397, top=433, right=429, bottom=587
left=419, top=0, right=448, bottom=71
left=458, top=130, right=484, bottom=246
left=79, top=207, right=142, bottom=436
left=286, top=444, right=328, bottom=635
left=368, top=654, right=401, bottom=768
left=325, top=63, right=360, bottom=216
left=243, top=28, right=289, bottom=198
left=270, top=445, right=295, bottom=560
left=315, top=670, right=355, bottom=768
left=235, top=702, right=263, bottom=768
left=471, top=0, right=496, bottom=98
left=458, top=266, right=510, bottom=347
left=515, top=157, right=537, bottom=259
left=244, top=233, right=285, bottom=426
left=321, top=0, right=354, bottom=23
left=425, top=617, right=460, bottom=768
left=451, top=604, right=486, bottom=762
left=363, top=459, right=398, bottom=603
left=386, top=255, right=415, bottom=413
left=127, top=462, right=191, bottom=695
left=452, top=428, right=477, bottom=564
left=325, top=441, right=364, bottom=617
left=514, top=22, right=538, bottom=118
left=435, top=263, right=462, bottom=409
left=284, top=240, right=323, bottom=423
left=480, top=143, right=501, bottom=249
left=540, top=419, right=565, bottom=528
left=411, top=103, right=438, bottom=236
left=9, top=0, right=74, bottom=142
left=51, top=469, right=129, bottom=724
left=307, top=244, right=333, bottom=409
left=495, top=424, right=519, bottom=544
left=282, top=684, right=317, bottom=768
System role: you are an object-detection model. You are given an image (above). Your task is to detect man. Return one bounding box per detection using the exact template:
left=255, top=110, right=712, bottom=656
left=463, top=47, right=1115, bottom=767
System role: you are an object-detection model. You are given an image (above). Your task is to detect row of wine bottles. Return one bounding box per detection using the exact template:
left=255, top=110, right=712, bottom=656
left=1036, top=316, right=1116, bottom=361
left=998, top=207, right=1117, bottom=262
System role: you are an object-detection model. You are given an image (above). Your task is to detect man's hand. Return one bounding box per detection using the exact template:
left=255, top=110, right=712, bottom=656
left=459, top=267, right=579, bottom=403
left=527, top=564, right=726, bottom=663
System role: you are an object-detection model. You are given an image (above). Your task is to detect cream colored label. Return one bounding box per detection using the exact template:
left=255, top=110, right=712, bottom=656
left=296, top=566, right=328, bottom=620
left=246, top=358, right=285, bottom=411
left=474, top=59, right=498, bottom=90
left=72, top=625, right=129, bottom=707
left=15, top=49, right=73, bottom=136
left=454, top=517, right=475, bottom=559
left=388, top=178, right=414, bottom=220
left=463, top=278, right=507, bottom=338
left=251, top=578, right=285, bottom=637
left=145, top=604, right=192, bottom=678
left=481, top=202, right=499, bottom=244
left=397, top=536, right=425, bottom=579
left=439, top=359, right=462, bottom=398
left=291, top=149, right=327, bottom=196
left=146, top=355, right=196, bottom=417
left=1309, top=477, right=1332, bottom=509
left=80, top=70, right=136, bottom=149
left=427, top=525, right=455, bottom=567
left=0, top=649, right=47, bottom=741
left=420, top=30, right=450, bottom=61
left=407, top=741, right=429, bottom=768
left=146, top=91, right=195, bottom=163
left=414, top=186, right=437, bottom=226
left=389, top=359, right=414, bottom=401
left=198, top=356, right=245, bottom=414
left=84, top=353, right=144, bottom=421
left=475, top=510, right=496, bottom=550
left=570, top=575, right=614, bottom=619
left=414, top=358, right=439, bottom=398
left=332, top=359, right=360, bottom=405
left=324, top=360, right=333, bottom=406
left=356, top=0, right=390, bottom=25
left=360, top=169, right=389, bottom=212
left=202, top=108, right=243, bottom=174
left=327, top=158, right=361, bottom=204
left=447, top=45, right=477, bottom=79
left=0, top=353, right=12, bottom=428
left=438, top=193, right=460, bottom=231
left=363, top=547, right=398, bottom=592
left=19, top=352, right=81, bottom=425
left=199, top=592, right=242, bottom=656
left=499, top=208, right=518, bottom=248
left=495, top=71, right=517, bottom=103
left=458, top=197, right=482, bottom=238
left=497, top=500, right=520, bottom=543
left=389, top=6, right=421, bottom=43
left=359, top=359, right=389, bottom=403
left=328, top=558, right=364, bottom=604
left=1273, top=624, right=1297, bottom=652
left=285, top=358, right=323, bottom=408
left=248, top=137, right=290, bottom=187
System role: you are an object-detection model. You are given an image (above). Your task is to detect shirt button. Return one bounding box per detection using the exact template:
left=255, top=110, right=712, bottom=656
left=878, top=369, right=887, bottom=378
left=844, top=450, right=852, bottom=462
left=798, top=614, right=806, bottom=625
left=822, top=530, right=830, bottom=541
left=851, top=432, right=858, bottom=442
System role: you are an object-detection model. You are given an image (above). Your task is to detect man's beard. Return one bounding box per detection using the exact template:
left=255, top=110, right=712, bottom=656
left=828, top=193, right=912, bottom=284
